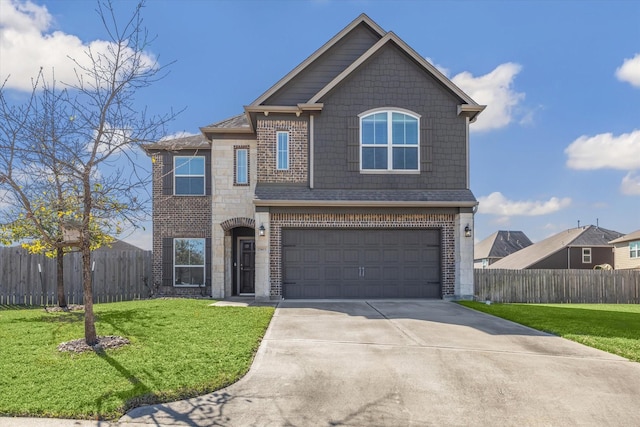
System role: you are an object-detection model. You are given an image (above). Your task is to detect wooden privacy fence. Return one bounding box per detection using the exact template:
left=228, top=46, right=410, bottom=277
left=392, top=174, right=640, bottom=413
left=475, top=269, right=640, bottom=304
left=0, top=246, right=152, bottom=306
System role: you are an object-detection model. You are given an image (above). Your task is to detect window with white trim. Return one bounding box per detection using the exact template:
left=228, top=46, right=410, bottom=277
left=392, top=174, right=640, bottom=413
left=174, top=156, right=205, bottom=195
left=582, top=247, right=592, bottom=264
left=276, top=131, right=289, bottom=170
left=174, top=238, right=205, bottom=286
left=235, top=148, right=248, bottom=185
left=630, top=241, right=640, bottom=259
left=360, top=110, right=419, bottom=171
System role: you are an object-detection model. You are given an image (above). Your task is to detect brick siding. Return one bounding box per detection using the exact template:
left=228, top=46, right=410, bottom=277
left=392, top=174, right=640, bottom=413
left=256, top=118, right=308, bottom=183
left=268, top=212, right=456, bottom=298
left=151, top=152, right=212, bottom=296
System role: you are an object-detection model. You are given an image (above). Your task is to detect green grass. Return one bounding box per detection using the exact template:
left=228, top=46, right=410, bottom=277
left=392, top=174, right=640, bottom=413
left=0, top=299, right=274, bottom=420
left=458, top=302, right=640, bottom=362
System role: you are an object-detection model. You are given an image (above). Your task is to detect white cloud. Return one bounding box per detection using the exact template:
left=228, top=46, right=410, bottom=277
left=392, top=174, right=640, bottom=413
left=621, top=172, right=640, bottom=195
left=424, top=57, right=450, bottom=77
left=616, top=53, right=640, bottom=88
left=451, top=63, right=525, bottom=132
left=565, top=130, right=640, bottom=170
left=478, top=192, right=571, bottom=216
left=0, top=0, right=156, bottom=92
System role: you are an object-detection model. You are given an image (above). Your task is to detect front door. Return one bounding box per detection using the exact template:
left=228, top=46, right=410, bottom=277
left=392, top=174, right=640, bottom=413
left=237, top=238, right=255, bottom=294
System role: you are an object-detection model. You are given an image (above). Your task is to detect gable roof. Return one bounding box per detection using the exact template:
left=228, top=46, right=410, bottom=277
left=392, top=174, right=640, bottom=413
left=203, top=13, right=484, bottom=137
left=489, top=225, right=623, bottom=269
left=610, top=229, right=640, bottom=244
left=251, top=14, right=386, bottom=107
left=474, top=231, right=532, bottom=261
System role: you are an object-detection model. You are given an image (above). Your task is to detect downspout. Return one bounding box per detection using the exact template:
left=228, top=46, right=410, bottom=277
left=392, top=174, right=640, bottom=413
left=309, top=114, right=314, bottom=189
left=465, top=116, right=470, bottom=189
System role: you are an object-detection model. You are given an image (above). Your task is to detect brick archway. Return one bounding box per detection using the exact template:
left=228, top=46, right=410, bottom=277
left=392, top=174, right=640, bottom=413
left=220, top=217, right=255, bottom=232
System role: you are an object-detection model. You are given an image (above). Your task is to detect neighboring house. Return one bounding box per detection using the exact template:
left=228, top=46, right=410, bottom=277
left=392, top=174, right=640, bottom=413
left=488, top=225, right=624, bottom=270
left=143, top=14, right=485, bottom=300
left=94, top=239, right=147, bottom=252
left=474, top=230, right=532, bottom=269
left=609, top=229, right=640, bottom=270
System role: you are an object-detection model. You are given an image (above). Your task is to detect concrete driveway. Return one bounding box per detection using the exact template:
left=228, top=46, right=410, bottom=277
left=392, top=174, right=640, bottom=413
left=120, top=300, right=640, bottom=426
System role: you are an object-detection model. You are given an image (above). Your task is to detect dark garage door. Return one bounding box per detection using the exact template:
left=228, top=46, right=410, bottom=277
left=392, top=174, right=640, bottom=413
left=282, top=229, right=441, bottom=299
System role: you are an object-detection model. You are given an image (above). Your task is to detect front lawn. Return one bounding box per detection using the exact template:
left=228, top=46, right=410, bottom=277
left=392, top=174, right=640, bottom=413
left=0, top=299, right=274, bottom=420
left=458, top=302, right=640, bottom=362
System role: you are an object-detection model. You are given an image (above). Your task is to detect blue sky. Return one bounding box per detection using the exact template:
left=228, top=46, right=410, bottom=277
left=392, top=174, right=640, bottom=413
left=1, top=0, right=639, bottom=249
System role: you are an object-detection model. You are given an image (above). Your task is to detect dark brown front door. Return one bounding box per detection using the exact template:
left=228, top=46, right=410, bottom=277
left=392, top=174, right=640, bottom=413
left=238, top=238, right=255, bottom=294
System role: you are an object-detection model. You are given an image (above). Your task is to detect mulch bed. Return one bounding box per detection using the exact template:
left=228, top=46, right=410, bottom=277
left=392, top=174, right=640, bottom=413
left=45, top=304, right=85, bottom=313
left=58, top=335, right=131, bottom=353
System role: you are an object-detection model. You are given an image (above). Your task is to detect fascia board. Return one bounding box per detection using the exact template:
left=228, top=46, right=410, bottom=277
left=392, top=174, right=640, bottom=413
left=250, top=14, right=386, bottom=107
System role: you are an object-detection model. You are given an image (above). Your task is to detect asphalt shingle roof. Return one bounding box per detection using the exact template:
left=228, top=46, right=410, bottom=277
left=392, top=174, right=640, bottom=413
left=204, top=113, right=250, bottom=129
left=142, top=134, right=209, bottom=151
left=489, top=225, right=623, bottom=269
left=474, top=231, right=532, bottom=261
left=254, top=185, right=477, bottom=203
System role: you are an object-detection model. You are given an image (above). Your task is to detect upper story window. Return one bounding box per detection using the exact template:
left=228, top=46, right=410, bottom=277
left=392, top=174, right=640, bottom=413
left=630, top=241, right=639, bottom=259
left=360, top=110, right=419, bottom=171
left=235, top=147, right=249, bottom=185
left=277, top=131, right=289, bottom=170
left=582, top=247, right=592, bottom=263
left=174, top=156, right=205, bottom=195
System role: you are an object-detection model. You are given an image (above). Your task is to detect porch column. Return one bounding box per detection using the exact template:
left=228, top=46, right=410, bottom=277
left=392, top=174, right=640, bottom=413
left=254, top=211, right=271, bottom=301
left=454, top=212, right=475, bottom=300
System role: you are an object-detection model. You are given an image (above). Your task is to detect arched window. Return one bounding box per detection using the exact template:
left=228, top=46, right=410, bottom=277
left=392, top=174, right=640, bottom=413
left=360, top=110, right=419, bottom=171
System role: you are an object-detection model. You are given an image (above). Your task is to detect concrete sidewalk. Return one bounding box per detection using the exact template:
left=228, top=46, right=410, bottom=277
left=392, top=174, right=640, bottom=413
left=4, top=300, right=640, bottom=426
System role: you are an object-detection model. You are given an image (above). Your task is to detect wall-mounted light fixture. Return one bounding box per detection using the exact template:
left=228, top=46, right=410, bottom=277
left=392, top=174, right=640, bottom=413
left=259, top=224, right=266, bottom=237
left=464, top=224, right=472, bottom=238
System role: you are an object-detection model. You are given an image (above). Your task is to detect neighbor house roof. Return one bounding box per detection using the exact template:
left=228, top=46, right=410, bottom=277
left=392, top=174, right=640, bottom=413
left=610, top=229, right=640, bottom=244
left=489, top=225, right=623, bottom=269
left=474, top=231, right=532, bottom=261
left=142, top=134, right=209, bottom=152
left=254, top=185, right=477, bottom=207
left=95, top=239, right=146, bottom=252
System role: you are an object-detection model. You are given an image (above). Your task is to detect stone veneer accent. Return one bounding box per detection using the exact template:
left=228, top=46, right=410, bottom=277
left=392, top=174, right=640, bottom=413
left=256, top=118, right=308, bottom=183
left=151, top=152, right=212, bottom=296
left=268, top=212, right=456, bottom=298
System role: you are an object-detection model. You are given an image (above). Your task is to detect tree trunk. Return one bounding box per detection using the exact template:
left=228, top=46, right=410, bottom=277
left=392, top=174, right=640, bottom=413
left=82, top=241, right=97, bottom=346
left=56, top=247, right=67, bottom=309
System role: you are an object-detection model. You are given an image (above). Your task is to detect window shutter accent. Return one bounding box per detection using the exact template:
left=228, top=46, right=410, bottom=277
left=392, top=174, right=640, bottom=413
left=162, top=238, right=173, bottom=287
left=205, top=153, right=212, bottom=195
left=162, top=153, right=173, bottom=195
left=205, top=238, right=212, bottom=287
left=347, top=116, right=360, bottom=171
left=421, top=119, right=433, bottom=173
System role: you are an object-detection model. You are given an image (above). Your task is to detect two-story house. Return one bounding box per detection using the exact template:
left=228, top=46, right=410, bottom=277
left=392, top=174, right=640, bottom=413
left=143, top=14, right=485, bottom=301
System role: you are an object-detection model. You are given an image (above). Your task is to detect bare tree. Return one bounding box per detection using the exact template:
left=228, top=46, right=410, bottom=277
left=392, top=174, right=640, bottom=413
left=0, top=0, right=177, bottom=345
